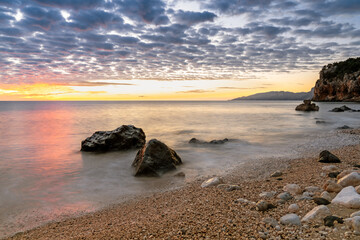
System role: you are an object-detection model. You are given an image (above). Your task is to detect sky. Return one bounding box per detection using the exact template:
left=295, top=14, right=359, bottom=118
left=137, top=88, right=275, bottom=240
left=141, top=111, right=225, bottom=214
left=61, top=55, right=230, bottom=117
left=0, top=0, right=359, bottom=100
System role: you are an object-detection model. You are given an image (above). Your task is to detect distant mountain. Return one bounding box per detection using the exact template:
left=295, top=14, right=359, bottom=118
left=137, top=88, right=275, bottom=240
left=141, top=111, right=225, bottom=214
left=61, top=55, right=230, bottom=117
left=232, top=88, right=314, bottom=101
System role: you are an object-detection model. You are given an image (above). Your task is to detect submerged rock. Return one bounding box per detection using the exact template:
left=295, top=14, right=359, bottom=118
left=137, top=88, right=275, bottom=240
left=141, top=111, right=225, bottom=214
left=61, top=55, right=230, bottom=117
left=132, top=139, right=182, bottom=177
left=319, top=150, right=341, bottom=163
left=81, top=125, right=145, bottom=152
left=330, top=105, right=353, bottom=112
left=295, top=100, right=319, bottom=111
left=189, top=138, right=229, bottom=144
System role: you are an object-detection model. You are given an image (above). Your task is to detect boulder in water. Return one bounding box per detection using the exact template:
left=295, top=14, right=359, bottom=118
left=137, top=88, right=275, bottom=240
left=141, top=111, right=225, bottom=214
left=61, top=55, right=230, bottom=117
left=132, top=139, right=182, bottom=177
left=81, top=125, right=145, bottom=152
left=295, top=100, right=319, bottom=111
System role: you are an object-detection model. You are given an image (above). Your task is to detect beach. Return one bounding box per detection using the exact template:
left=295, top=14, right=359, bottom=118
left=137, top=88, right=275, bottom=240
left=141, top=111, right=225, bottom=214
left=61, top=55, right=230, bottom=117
left=7, top=129, right=360, bottom=239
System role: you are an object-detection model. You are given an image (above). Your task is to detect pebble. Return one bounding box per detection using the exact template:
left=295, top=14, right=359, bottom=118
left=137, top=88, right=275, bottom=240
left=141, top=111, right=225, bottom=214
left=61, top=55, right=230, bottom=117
left=217, top=184, right=241, bottom=191
left=301, top=205, right=331, bottom=224
left=259, top=191, right=276, bottom=199
left=283, top=184, right=302, bottom=195
left=262, top=217, right=279, bottom=227
left=280, top=214, right=301, bottom=226
left=323, top=180, right=343, bottom=193
left=277, top=192, right=292, bottom=201
left=313, top=197, right=330, bottom=205
left=320, top=191, right=332, bottom=202
left=270, top=171, right=283, bottom=177
left=201, top=177, right=223, bottom=188
left=288, top=204, right=299, bottom=213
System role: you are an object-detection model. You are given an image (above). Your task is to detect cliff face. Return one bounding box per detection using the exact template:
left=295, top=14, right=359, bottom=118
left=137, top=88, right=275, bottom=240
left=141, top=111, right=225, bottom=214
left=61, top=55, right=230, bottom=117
left=313, top=57, right=360, bottom=102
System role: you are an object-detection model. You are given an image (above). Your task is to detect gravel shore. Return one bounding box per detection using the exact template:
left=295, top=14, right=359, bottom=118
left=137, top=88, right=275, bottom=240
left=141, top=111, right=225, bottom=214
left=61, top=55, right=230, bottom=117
left=7, top=130, right=360, bottom=240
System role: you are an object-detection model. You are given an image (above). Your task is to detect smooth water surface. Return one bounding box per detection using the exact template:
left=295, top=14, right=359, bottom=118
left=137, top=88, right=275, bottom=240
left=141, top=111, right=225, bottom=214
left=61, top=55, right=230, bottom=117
left=1, top=101, right=360, bottom=237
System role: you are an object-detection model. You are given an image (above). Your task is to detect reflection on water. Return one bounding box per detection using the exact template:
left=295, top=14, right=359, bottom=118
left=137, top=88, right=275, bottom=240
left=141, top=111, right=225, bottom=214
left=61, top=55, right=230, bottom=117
left=0, top=101, right=360, bottom=237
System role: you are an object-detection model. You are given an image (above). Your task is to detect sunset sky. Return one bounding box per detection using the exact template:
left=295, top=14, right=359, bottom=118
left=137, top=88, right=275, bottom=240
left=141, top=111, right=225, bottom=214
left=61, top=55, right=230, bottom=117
left=0, top=0, right=359, bottom=100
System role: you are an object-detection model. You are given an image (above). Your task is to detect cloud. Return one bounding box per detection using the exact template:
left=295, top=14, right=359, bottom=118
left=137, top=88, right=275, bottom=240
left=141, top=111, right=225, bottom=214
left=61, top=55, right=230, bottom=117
left=174, top=10, right=217, bottom=26
left=176, top=89, right=215, bottom=94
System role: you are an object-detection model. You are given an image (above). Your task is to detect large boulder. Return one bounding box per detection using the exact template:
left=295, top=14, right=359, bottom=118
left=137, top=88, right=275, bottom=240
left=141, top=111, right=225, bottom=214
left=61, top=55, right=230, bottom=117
left=132, top=139, right=182, bottom=177
left=81, top=125, right=145, bottom=152
left=295, top=100, right=319, bottom=111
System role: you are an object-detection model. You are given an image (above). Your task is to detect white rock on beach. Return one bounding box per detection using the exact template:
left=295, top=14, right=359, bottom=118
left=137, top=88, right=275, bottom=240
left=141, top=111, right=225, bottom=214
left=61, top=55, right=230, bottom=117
left=301, top=205, right=331, bottom=223
left=323, top=180, right=343, bottom=193
left=280, top=214, right=301, bottom=226
left=320, top=191, right=333, bottom=202
left=283, top=184, right=302, bottom=195
left=322, top=165, right=339, bottom=172
left=345, top=216, right=360, bottom=235
left=201, top=177, right=222, bottom=188
left=337, top=170, right=358, bottom=180
left=332, top=186, right=360, bottom=209
left=338, top=172, right=360, bottom=187
left=288, top=203, right=299, bottom=213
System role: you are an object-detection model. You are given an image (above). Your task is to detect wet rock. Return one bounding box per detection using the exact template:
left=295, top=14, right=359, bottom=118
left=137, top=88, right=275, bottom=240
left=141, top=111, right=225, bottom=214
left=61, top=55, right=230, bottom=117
left=277, top=192, right=292, bottom=201
left=288, top=203, right=299, bottom=213
left=302, top=205, right=332, bottom=224
left=338, top=172, right=360, bottom=187
left=313, top=197, right=331, bottom=205
left=330, top=105, right=353, bottom=112
left=189, top=138, right=229, bottom=144
left=295, top=100, right=319, bottom=111
left=201, top=176, right=223, bottom=188
left=323, top=180, right=343, bottom=193
left=132, top=139, right=182, bottom=177
left=332, top=186, right=360, bottom=209
left=283, top=184, right=302, bottom=195
left=324, top=216, right=344, bottom=227
left=280, top=214, right=301, bottom=226
left=321, top=191, right=333, bottom=202
left=338, top=125, right=352, bottom=129
left=318, top=150, right=341, bottom=163
left=81, top=125, right=146, bottom=152
left=270, top=171, right=283, bottom=177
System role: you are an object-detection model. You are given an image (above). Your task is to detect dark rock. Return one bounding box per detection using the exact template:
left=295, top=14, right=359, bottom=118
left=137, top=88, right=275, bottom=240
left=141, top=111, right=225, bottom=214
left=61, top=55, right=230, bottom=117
left=337, top=125, right=352, bottom=129
left=313, top=197, right=331, bottom=205
left=324, top=216, right=344, bottom=227
left=295, top=100, right=319, bottom=111
left=330, top=105, right=354, bottom=112
left=313, top=57, right=360, bottom=102
left=354, top=164, right=360, bottom=168
left=256, top=201, right=276, bottom=211
left=319, top=150, right=341, bottom=163
left=328, top=172, right=340, bottom=178
left=189, top=138, right=229, bottom=144
left=316, top=120, right=326, bottom=124
left=132, top=139, right=182, bottom=177
left=81, top=125, right=145, bottom=152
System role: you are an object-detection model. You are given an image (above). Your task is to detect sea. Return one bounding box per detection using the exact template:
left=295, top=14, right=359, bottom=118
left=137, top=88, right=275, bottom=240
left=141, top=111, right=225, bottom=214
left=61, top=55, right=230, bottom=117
left=1, top=100, right=360, bottom=237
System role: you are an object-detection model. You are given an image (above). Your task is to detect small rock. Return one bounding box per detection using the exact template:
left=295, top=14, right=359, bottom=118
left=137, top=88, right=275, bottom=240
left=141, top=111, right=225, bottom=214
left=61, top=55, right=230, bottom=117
left=235, top=198, right=255, bottom=205
left=288, top=204, right=299, bottom=213
left=301, top=205, right=332, bottom=223
left=318, top=150, right=341, bottom=163
left=338, top=125, right=352, bottom=129
left=174, top=172, right=185, bottom=177
left=256, top=200, right=275, bottom=211
left=271, top=171, right=283, bottom=177
left=323, top=180, right=343, bottom=193
left=320, top=191, right=333, bottom=202
left=217, top=184, right=240, bottom=191
left=328, top=172, right=340, bottom=178
left=280, top=214, right=301, bottom=226
left=295, top=100, right=319, bottom=111
left=259, top=191, right=276, bottom=199
left=305, top=186, right=322, bottom=193
left=338, top=172, right=360, bottom=187
left=277, top=192, right=292, bottom=201
left=337, top=170, right=356, bottom=180
left=322, top=165, right=340, bottom=172
left=313, top=197, right=331, bottom=205
left=324, top=216, right=344, bottom=227
left=351, top=211, right=360, bottom=218
left=332, top=186, right=360, bottom=209
left=201, top=177, right=223, bottom=188
left=263, top=217, right=279, bottom=227
left=283, top=184, right=302, bottom=195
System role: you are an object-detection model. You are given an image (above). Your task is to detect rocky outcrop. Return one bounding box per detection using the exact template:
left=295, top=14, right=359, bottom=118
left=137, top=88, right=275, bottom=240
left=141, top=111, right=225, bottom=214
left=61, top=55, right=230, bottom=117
left=81, top=125, right=145, bottom=152
left=132, top=139, right=182, bottom=177
left=295, top=100, right=319, bottom=111
left=313, top=57, right=360, bottom=102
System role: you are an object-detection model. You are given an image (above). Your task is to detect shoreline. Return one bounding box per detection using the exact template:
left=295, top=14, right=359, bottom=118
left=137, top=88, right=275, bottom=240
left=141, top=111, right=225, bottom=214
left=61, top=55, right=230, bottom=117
left=6, top=130, right=360, bottom=239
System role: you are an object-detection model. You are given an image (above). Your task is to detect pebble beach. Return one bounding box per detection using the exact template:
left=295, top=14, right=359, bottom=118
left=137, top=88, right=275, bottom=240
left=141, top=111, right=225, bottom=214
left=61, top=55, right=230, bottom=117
left=6, top=129, right=360, bottom=239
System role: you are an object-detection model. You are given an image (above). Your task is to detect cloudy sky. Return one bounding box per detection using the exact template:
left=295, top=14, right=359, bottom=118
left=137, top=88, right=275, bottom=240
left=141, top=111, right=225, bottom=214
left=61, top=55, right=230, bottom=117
left=0, top=0, right=359, bottom=100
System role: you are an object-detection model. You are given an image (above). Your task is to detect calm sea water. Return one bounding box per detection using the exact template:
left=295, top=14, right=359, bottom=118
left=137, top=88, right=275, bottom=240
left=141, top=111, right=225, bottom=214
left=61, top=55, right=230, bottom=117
left=1, top=100, right=360, bottom=237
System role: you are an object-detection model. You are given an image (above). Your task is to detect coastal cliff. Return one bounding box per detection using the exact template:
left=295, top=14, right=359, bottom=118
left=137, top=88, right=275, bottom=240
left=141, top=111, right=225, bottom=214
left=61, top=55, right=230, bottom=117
left=313, top=57, right=360, bottom=102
